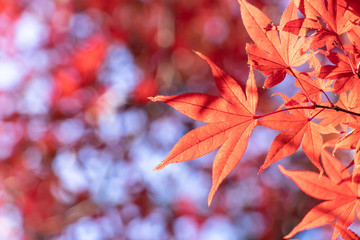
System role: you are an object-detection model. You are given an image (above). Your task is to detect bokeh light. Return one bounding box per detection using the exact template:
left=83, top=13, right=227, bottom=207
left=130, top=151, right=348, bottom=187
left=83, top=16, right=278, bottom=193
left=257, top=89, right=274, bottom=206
left=0, top=0, right=336, bottom=239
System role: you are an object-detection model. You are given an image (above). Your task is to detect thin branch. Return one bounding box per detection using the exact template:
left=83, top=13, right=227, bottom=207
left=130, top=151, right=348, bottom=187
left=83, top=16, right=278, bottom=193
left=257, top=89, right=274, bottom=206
left=314, top=104, right=360, bottom=117
left=309, top=108, right=325, bottom=120
left=254, top=103, right=360, bottom=120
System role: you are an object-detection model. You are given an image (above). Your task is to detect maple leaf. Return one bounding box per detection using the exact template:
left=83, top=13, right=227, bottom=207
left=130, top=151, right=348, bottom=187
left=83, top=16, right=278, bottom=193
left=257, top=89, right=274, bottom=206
left=291, top=71, right=334, bottom=103
left=318, top=83, right=360, bottom=130
left=332, top=121, right=360, bottom=171
left=324, top=127, right=360, bottom=160
left=149, top=52, right=258, bottom=205
left=279, top=149, right=360, bottom=239
left=318, top=47, right=360, bottom=93
left=239, top=0, right=312, bottom=88
left=258, top=94, right=338, bottom=173
left=294, top=0, right=359, bottom=49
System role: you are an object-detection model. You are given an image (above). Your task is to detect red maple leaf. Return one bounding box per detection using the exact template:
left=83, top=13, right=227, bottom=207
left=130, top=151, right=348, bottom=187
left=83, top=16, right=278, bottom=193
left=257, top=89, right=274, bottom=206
left=291, top=71, right=333, bottom=104
left=294, top=0, right=359, bottom=49
left=149, top=52, right=258, bottom=205
left=239, top=0, right=312, bottom=88
left=318, top=83, right=360, bottom=131
left=149, top=0, right=360, bottom=238
left=279, top=149, right=360, bottom=239
left=258, top=94, right=338, bottom=173
left=318, top=47, right=360, bottom=93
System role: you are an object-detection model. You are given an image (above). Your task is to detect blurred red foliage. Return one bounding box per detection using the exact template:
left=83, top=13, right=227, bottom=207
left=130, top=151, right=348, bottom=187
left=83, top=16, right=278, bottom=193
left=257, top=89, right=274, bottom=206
left=0, top=0, right=328, bottom=239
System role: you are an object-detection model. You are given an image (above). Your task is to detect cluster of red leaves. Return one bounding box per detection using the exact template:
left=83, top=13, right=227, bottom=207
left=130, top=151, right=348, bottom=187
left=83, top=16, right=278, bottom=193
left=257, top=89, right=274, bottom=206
left=150, top=0, right=360, bottom=238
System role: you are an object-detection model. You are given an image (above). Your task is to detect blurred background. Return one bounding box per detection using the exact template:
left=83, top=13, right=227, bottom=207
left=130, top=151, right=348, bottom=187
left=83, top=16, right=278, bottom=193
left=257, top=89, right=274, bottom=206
left=0, top=0, right=341, bottom=239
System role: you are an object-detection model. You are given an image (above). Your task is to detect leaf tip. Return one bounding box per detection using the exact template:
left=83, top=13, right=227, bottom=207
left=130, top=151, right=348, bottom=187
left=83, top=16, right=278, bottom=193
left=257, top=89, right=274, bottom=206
left=192, top=50, right=200, bottom=55
left=153, top=163, right=165, bottom=171
left=277, top=164, right=286, bottom=173
left=207, top=192, right=215, bottom=207
left=283, top=233, right=293, bottom=239
left=194, top=51, right=207, bottom=61
left=207, top=198, right=212, bottom=207
left=208, top=184, right=218, bottom=207
left=258, top=163, right=271, bottom=174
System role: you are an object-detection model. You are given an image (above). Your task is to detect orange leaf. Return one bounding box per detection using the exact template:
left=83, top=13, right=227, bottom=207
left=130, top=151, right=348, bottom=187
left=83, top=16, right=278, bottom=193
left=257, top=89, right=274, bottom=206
left=294, top=0, right=359, bottom=36
left=319, top=51, right=358, bottom=93
left=293, top=0, right=359, bottom=50
left=283, top=198, right=355, bottom=239
left=239, top=0, right=312, bottom=88
left=150, top=52, right=258, bottom=205
left=259, top=99, right=338, bottom=173
left=279, top=152, right=360, bottom=238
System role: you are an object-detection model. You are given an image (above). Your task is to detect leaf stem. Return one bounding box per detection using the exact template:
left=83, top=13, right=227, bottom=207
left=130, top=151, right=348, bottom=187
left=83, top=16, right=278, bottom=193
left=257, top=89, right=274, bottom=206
left=289, top=66, right=335, bottom=106
left=335, top=37, right=357, bottom=76
left=309, top=108, right=324, bottom=121
left=288, top=68, right=315, bottom=105
left=321, top=89, right=334, bottom=106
